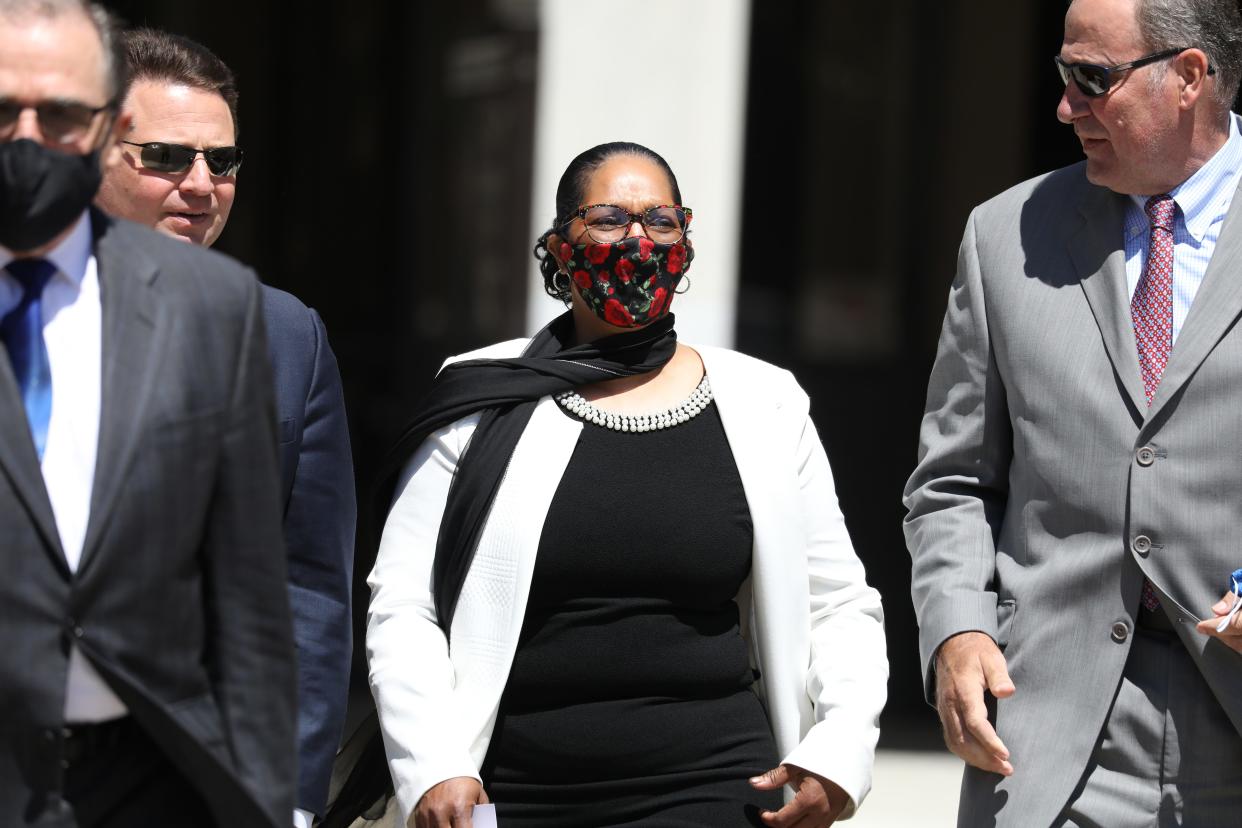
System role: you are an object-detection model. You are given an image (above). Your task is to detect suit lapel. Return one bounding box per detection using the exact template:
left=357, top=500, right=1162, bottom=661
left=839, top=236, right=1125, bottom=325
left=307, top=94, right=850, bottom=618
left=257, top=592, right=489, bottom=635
left=0, top=345, right=66, bottom=572
left=77, top=216, right=168, bottom=573
left=1072, top=185, right=1148, bottom=415
left=700, top=347, right=789, bottom=535
left=452, top=396, right=581, bottom=762
left=698, top=346, right=807, bottom=754
left=1146, top=176, right=1242, bottom=422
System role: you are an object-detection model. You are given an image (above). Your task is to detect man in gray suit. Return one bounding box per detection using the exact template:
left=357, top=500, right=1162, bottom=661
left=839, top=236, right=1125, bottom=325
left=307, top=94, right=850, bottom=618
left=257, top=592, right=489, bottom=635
left=905, top=0, right=1242, bottom=824
left=0, top=1, right=295, bottom=825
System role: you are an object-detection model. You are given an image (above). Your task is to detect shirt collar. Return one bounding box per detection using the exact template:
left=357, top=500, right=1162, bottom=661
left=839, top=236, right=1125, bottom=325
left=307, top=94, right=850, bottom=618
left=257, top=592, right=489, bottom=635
left=0, top=210, right=93, bottom=285
left=1128, top=113, right=1242, bottom=243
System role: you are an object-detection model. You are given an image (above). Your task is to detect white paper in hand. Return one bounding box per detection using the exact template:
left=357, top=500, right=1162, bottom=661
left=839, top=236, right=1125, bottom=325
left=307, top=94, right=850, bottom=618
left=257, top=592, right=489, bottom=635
left=472, top=803, right=498, bottom=828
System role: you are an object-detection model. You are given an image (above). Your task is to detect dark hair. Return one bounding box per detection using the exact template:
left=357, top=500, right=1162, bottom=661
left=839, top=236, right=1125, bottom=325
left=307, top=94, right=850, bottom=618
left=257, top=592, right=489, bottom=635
left=1136, top=0, right=1242, bottom=111
left=533, top=141, right=683, bottom=303
left=0, top=0, right=128, bottom=102
left=121, top=26, right=240, bottom=137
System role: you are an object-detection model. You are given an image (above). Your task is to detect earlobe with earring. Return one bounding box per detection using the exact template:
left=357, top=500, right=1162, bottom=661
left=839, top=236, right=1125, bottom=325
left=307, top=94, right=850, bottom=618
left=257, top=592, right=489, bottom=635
left=675, top=274, right=692, bottom=295
left=554, top=270, right=571, bottom=297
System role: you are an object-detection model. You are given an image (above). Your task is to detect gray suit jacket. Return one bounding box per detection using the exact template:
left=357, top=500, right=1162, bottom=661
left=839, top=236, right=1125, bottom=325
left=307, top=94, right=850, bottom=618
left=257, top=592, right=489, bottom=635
left=0, top=211, right=296, bottom=827
left=905, top=161, right=1242, bottom=827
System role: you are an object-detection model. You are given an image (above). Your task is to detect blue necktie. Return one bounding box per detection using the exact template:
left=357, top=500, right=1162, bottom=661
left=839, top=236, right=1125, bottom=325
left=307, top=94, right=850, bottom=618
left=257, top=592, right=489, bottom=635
left=2, top=259, right=56, bottom=459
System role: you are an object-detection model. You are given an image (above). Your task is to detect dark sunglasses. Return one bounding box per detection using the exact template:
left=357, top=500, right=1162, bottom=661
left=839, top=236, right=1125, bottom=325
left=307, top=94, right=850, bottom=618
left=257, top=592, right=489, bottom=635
left=1054, top=47, right=1213, bottom=97
left=123, top=140, right=243, bottom=176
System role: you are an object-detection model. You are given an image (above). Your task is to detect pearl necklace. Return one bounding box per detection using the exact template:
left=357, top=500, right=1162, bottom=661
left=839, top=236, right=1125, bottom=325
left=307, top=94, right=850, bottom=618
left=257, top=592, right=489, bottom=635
left=556, top=376, right=713, bottom=432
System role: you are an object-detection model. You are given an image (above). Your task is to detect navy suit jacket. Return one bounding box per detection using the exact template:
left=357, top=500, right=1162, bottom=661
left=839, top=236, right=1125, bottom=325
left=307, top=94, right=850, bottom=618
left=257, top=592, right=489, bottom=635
left=261, top=286, right=356, bottom=817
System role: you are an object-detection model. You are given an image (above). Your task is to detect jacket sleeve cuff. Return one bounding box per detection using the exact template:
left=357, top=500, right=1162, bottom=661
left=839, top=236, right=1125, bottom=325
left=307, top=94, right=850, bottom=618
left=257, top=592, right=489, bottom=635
left=781, top=719, right=878, bottom=819
left=394, top=762, right=484, bottom=825
left=918, top=592, right=1000, bottom=703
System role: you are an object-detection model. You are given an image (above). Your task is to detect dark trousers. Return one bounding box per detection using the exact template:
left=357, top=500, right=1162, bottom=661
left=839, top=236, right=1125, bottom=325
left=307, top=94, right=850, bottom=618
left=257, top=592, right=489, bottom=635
left=60, top=717, right=214, bottom=828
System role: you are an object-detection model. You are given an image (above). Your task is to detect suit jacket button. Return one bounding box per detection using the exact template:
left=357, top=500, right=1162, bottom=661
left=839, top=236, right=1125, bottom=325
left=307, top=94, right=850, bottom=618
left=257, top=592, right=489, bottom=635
left=1111, top=621, right=1130, bottom=642
left=1132, top=535, right=1152, bottom=555
left=1136, top=446, right=1156, bottom=466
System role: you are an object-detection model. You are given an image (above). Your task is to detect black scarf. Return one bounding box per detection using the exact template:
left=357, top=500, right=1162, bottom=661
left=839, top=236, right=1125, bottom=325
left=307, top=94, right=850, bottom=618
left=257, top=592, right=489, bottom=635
left=376, top=310, right=678, bottom=630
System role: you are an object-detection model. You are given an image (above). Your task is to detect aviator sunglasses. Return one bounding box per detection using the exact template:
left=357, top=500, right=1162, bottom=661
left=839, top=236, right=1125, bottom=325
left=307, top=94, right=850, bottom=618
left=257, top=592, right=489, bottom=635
left=1055, top=47, right=1213, bottom=97
left=123, top=140, right=244, bottom=176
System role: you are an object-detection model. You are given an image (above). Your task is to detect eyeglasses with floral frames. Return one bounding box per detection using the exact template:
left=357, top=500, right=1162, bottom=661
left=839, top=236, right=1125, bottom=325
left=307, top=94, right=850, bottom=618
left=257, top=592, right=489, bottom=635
left=559, top=203, right=692, bottom=245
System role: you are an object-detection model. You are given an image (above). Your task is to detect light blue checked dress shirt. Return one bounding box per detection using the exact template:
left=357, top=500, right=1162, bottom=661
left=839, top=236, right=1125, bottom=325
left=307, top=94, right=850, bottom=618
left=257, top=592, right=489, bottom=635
left=1124, top=114, right=1242, bottom=344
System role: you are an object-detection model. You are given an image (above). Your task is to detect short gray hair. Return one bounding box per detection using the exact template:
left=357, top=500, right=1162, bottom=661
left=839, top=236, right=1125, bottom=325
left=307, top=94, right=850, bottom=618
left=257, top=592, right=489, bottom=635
left=0, top=0, right=127, bottom=100
left=1136, top=0, right=1242, bottom=111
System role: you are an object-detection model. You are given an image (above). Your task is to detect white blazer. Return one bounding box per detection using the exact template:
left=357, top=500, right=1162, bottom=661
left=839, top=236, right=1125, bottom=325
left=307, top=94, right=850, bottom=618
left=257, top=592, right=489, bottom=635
left=367, top=341, right=888, bottom=823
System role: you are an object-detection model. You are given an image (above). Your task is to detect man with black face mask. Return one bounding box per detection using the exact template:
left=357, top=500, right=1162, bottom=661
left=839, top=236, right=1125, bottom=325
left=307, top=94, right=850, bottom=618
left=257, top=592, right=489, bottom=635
left=0, top=2, right=296, bottom=827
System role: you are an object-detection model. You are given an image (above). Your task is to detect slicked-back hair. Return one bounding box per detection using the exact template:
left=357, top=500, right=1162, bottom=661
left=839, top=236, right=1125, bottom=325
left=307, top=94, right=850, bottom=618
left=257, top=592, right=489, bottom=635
left=1136, top=0, right=1242, bottom=111
left=122, top=26, right=239, bottom=137
left=533, top=141, right=684, bottom=303
left=0, top=0, right=127, bottom=100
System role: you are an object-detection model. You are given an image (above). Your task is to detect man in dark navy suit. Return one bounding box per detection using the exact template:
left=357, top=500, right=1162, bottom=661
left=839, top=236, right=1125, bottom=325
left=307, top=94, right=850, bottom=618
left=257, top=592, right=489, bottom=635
left=94, top=26, right=357, bottom=828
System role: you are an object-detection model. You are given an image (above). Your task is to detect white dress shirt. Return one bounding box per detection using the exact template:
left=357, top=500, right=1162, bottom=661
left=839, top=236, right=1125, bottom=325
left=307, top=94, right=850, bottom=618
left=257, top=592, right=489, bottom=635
left=0, top=212, right=126, bottom=722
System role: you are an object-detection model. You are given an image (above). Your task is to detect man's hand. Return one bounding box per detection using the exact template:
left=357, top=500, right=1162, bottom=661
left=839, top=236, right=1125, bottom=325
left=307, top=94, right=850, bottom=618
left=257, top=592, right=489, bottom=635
left=412, top=777, right=489, bottom=828
left=1196, top=591, right=1242, bottom=653
left=934, top=631, right=1015, bottom=775
left=749, top=763, right=848, bottom=827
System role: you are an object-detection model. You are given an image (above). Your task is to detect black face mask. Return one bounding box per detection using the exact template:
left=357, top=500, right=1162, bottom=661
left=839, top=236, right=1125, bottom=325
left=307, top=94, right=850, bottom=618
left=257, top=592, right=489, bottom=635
left=0, top=139, right=103, bottom=252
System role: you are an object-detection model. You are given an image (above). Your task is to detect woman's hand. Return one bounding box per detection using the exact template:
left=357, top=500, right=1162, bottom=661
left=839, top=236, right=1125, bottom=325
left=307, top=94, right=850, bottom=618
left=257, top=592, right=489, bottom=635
left=412, top=777, right=489, bottom=828
left=749, top=763, right=848, bottom=827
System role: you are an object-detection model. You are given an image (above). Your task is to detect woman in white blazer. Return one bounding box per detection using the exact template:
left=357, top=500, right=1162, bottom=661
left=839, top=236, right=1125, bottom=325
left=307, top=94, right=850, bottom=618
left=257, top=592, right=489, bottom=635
left=367, top=142, right=888, bottom=828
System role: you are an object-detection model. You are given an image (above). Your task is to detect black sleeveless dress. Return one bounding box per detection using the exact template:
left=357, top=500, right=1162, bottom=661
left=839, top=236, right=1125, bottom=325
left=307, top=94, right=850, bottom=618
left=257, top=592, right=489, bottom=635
left=479, top=398, right=782, bottom=827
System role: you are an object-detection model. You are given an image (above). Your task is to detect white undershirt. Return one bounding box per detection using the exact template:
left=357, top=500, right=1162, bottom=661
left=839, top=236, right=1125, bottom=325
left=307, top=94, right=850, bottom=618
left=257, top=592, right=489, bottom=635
left=0, top=212, right=126, bottom=722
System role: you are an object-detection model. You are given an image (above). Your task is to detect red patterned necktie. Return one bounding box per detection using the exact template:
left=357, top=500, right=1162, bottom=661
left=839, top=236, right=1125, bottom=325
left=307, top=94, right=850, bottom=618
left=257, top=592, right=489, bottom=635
left=1133, top=194, right=1174, bottom=612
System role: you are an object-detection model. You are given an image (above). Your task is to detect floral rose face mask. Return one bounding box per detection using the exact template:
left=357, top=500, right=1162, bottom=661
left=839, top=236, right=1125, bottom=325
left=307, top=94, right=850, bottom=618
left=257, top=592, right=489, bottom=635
left=559, top=236, right=694, bottom=328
